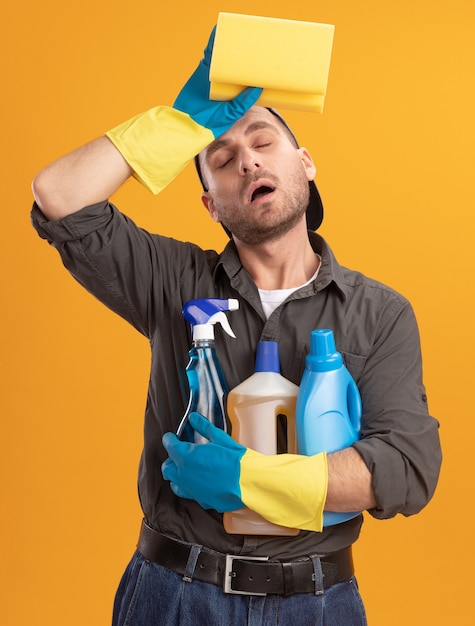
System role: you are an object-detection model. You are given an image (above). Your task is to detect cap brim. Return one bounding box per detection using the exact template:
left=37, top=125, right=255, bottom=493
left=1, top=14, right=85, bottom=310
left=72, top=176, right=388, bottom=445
left=307, top=180, right=324, bottom=231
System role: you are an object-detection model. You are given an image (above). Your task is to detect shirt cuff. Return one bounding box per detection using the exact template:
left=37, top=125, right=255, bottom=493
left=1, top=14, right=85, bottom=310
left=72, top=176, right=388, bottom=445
left=31, top=200, right=113, bottom=243
left=353, top=438, right=407, bottom=519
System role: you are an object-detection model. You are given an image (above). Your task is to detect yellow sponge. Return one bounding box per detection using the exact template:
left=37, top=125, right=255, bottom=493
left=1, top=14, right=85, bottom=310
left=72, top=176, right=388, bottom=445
left=209, top=13, right=335, bottom=113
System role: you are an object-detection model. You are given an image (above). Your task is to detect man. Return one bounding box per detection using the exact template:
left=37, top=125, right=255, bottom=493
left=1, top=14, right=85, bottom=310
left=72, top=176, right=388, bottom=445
left=31, top=29, right=441, bottom=626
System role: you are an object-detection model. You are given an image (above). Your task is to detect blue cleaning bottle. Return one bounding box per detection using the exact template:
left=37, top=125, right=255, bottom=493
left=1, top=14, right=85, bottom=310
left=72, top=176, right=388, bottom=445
left=296, top=329, right=362, bottom=526
left=176, top=298, right=239, bottom=444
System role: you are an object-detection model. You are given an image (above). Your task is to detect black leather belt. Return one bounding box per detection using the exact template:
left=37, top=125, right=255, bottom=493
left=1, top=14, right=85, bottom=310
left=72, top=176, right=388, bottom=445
left=137, top=520, right=354, bottom=596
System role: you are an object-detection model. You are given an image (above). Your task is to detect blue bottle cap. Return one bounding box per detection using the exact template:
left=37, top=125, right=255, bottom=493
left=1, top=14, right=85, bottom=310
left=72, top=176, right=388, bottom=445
left=255, top=341, right=280, bottom=373
left=307, top=329, right=342, bottom=372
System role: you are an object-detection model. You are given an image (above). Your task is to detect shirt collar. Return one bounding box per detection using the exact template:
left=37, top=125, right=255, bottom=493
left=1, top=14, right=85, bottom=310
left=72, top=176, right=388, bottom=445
left=214, top=232, right=348, bottom=302
left=308, top=232, right=348, bottom=302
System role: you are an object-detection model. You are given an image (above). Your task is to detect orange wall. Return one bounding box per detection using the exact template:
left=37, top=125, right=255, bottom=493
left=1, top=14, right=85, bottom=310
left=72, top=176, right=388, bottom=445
left=2, top=1, right=474, bottom=624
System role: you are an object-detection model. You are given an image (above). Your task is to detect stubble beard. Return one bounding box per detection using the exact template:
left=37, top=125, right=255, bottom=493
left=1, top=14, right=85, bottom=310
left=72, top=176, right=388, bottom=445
left=218, top=169, right=310, bottom=246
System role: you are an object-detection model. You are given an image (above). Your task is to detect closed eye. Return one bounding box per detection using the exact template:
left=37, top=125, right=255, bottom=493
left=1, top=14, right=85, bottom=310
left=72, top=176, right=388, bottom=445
left=217, top=156, right=234, bottom=169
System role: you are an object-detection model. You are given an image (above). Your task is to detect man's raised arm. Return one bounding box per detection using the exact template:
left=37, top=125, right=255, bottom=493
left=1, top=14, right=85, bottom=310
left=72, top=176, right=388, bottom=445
left=32, top=137, right=132, bottom=221
left=32, top=27, right=262, bottom=223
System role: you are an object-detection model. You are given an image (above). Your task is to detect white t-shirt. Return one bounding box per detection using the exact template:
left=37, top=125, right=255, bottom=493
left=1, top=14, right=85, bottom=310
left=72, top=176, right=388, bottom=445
left=258, top=256, right=321, bottom=319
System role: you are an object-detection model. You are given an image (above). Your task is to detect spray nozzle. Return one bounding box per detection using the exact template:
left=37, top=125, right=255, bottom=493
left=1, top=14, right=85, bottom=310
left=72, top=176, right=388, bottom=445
left=182, top=298, right=239, bottom=340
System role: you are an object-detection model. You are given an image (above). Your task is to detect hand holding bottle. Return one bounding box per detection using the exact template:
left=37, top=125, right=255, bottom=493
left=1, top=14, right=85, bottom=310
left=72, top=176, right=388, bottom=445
left=163, top=412, right=246, bottom=511
left=162, top=412, right=328, bottom=532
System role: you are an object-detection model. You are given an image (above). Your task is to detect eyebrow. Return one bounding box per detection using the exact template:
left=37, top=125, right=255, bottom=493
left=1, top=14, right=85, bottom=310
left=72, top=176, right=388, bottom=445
left=204, top=121, right=280, bottom=163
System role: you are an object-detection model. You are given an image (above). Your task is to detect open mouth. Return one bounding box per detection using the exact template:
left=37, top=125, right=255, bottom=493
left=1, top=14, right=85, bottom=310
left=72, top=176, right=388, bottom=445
left=250, top=185, right=276, bottom=203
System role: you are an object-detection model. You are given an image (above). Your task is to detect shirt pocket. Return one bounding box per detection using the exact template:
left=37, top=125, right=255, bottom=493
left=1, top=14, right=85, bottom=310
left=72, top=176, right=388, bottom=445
left=340, top=351, right=366, bottom=385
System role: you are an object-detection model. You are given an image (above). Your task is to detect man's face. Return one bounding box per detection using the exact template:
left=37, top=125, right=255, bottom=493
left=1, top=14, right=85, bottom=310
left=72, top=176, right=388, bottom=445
left=199, top=107, right=316, bottom=245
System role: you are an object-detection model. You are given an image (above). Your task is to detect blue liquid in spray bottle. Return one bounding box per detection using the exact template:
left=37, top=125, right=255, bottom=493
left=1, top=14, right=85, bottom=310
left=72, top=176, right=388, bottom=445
left=296, top=329, right=362, bottom=526
left=176, top=298, right=238, bottom=444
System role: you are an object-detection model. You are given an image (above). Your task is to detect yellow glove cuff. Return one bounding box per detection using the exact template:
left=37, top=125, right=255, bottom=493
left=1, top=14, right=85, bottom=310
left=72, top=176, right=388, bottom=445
left=240, top=450, right=328, bottom=532
left=105, top=106, right=214, bottom=194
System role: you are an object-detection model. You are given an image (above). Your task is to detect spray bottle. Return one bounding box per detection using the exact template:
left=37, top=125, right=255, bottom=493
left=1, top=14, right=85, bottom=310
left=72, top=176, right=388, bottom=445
left=224, top=341, right=300, bottom=536
left=176, top=298, right=239, bottom=444
left=296, top=329, right=362, bottom=526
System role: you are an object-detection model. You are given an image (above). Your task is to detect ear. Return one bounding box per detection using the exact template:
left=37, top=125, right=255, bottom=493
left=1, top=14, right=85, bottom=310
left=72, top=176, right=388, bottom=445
left=201, top=193, right=221, bottom=223
left=298, top=147, right=317, bottom=181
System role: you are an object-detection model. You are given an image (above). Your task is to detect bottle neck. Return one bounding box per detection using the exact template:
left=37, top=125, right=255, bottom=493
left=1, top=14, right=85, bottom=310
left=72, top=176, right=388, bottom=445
left=192, top=338, right=215, bottom=348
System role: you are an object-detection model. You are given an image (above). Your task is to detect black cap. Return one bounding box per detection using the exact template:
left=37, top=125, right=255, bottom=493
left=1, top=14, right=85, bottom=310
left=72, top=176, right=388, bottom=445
left=194, top=108, right=324, bottom=235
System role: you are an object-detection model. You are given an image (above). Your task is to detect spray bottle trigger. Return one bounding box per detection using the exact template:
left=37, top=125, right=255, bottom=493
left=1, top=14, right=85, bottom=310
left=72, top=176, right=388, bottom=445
left=210, top=311, right=236, bottom=338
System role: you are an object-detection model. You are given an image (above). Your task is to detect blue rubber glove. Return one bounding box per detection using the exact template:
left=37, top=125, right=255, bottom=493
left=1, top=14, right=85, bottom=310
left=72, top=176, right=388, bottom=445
left=162, top=412, right=246, bottom=512
left=106, top=29, right=263, bottom=195
left=173, top=26, right=263, bottom=139
left=162, top=412, right=328, bottom=532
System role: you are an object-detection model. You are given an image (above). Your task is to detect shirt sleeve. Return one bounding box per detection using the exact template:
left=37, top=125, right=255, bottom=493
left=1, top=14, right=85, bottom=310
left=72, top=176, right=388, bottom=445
left=352, top=297, right=442, bottom=520
left=30, top=200, right=200, bottom=338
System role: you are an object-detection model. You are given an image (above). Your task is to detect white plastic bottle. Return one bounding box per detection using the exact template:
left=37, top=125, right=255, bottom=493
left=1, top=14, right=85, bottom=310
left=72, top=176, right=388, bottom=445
left=224, top=341, right=300, bottom=536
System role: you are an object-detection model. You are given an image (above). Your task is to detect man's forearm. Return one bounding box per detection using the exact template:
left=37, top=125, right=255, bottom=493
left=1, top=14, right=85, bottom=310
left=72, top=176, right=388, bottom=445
left=32, top=136, right=132, bottom=221
left=325, top=447, right=376, bottom=512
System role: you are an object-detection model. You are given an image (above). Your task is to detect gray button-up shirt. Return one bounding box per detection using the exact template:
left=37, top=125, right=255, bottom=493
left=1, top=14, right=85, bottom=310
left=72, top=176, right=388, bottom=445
left=31, top=201, right=441, bottom=559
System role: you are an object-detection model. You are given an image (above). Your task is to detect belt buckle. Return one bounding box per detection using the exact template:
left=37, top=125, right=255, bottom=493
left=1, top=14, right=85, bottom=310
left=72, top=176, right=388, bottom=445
left=223, top=554, right=269, bottom=596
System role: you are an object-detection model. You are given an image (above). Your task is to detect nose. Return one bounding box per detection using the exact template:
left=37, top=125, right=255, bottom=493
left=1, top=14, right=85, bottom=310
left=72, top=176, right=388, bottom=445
left=238, top=147, right=262, bottom=176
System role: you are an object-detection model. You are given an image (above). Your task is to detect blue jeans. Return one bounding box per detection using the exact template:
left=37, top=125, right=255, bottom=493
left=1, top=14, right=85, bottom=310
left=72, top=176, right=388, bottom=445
left=112, top=551, right=367, bottom=626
